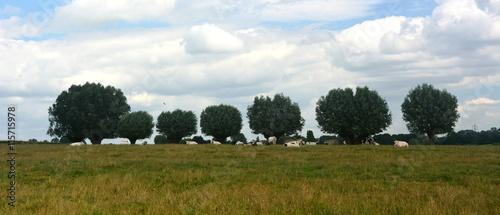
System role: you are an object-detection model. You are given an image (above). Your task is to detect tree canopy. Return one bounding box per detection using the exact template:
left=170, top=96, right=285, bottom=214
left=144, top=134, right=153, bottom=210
left=156, top=109, right=197, bottom=143
left=200, top=104, right=243, bottom=143
left=47, top=82, right=130, bottom=144
left=401, top=83, right=459, bottom=145
left=116, top=111, right=154, bottom=144
left=247, top=93, right=305, bottom=139
left=316, top=86, right=392, bottom=145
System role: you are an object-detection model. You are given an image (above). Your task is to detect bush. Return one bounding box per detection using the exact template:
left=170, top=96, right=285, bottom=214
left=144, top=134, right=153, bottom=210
left=154, top=135, right=168, bottom=144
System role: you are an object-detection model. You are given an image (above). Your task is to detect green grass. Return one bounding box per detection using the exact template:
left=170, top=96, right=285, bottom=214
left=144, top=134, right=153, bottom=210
left=2, top=144, right=499, bottom=214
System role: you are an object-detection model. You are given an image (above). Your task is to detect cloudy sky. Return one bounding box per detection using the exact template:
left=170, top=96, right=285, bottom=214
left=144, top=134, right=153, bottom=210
left=1, top=0, right=499, bottom=143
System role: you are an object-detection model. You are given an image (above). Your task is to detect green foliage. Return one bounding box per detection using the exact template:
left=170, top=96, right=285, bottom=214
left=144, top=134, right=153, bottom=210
left=50, top=138, right=59, bottom=143
left=116, top=111, right=154, bottom=144
left=441, top=127, right=500, bottom=145
left=306, top=130, right=316, bottom=142
left=230, top=133, right=247, bottom=144
left=247, top=93, right=305, bottom=139
left=316, top=86, right=392, bottom=144
left=156, top=109, right=197, bottom=143
left=154, top=135, right=168, bottom=144
left=401, top=83, right=459, bottom=145
left=200, top=104, right=243, bottom=143
left=47, top=82, right=130, bottom=144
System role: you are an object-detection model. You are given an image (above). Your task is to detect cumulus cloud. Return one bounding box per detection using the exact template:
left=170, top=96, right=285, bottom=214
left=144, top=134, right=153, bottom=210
left=50, top=0, right=177, bottom=29
left=466, top=97, right=500, bottom=105
left=183, top=23, right=244, bottom=54
left=1, top=0, right=499, bottom=141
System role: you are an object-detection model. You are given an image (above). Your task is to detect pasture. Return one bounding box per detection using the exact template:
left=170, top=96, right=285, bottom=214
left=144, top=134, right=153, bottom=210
left=2, top=143, right=499, bottom=214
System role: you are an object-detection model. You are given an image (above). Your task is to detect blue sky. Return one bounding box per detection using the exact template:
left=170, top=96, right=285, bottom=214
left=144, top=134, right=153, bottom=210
left=1, top=0, right=499, bottom=143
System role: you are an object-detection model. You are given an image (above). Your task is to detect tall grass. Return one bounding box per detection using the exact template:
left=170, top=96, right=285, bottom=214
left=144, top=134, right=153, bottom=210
left=2, top=144, right=499, bottom=214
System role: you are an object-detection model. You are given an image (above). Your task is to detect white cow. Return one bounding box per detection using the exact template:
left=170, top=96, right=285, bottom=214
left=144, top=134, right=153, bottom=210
left=121, top=140, right=129, bottom=145
left=211, top=140, right=221, bottom=145
left=255, top=141, right=264, bottom=145
left=394, top=140, right=409, bottom=147
left=235, top=141, right=244, bottom=145
left=186, top=141, right=198, bottom=145
left=69, top=141, right=85, bottom=146
left=268, top=136, right=277, bottom=145
left=284, top=139, right=303, bottom=147
left=141, top=141, right=147, bottom=145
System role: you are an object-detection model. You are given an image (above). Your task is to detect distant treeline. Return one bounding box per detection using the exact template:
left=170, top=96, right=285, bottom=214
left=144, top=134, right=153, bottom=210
left=317, top=127, right=500, bottom=145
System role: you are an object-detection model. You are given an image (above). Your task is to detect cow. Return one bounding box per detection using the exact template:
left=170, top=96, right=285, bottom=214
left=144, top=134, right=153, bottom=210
left=255, top=141, right=264, bottom=146
left=394, top=140, right=409, bottom=147
left=324, top=139, right=340, bottom=145
left=69, top=141, right=85, bottom=146
left=284, top=139, right=303, bottom=147
left=211, top=140, right=221, bottom=145
left=121, top=140, right=129, bottom=145
left=305, top=142, right=317, bottom=145
left=186, top=141, right=198, bottom=145
left=362, top=137, right=379, bottom=145
left=268, top=136, right=277, bottom=145
left=141, top=141, right=147, bottom=145
left=235, top=141, right=244, bottom=145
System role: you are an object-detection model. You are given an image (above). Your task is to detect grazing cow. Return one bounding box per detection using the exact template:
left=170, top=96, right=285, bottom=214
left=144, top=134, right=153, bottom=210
left=186, top=141, right=198, bottom=145
left=141, top=141, right=147, bottom=145
left=235, top=141, right=244, bottom=145
left=324, top=139, right=340, bottom=145
left=268, top=136, right=277, bottom=145
left=284, top=139, right=303, bottom=147
left=121, top=140, right=129, bottom=145
left=211, top=140, right=221, bottom=145
left=305, top=142, right=317, bottom=145
left=69, top=141, right=85, bottom=146
left=362, top=137, right=379, bottom=145
left=394, top=140, right=409, bottom=147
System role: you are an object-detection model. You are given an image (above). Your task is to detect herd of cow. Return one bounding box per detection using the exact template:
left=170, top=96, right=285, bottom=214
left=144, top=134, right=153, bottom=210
left=69, top=136, right=410, bottom=147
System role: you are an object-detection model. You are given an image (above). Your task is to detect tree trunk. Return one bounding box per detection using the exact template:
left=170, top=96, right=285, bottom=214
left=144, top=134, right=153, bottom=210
left=427, top=132, right=435, bottom=145
left=354, top=135, right=367, bottom=145
left=129, top=138, right=137, bottom=145
left=341, top=135, right=354, bottom=145
left=215, top=136, right=227, bottom=144
left=88, top=137, right=102, bottom=145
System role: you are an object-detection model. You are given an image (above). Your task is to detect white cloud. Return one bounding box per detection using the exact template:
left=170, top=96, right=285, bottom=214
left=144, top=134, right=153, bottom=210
left=183, top=23, right=244, bottom=54
left=0, top=5, right=21, bottom=16
left=1, top=0, right=500, bottom=141
left=466, top=97, right=500, bottom=105
left=50, top=0, right=177, bottom=29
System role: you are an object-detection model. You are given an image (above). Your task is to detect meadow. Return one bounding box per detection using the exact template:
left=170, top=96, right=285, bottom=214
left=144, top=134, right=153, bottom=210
left=1, top=143, right=499, bottom=214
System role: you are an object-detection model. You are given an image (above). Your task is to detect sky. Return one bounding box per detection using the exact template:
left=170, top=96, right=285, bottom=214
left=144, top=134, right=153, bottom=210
left=1, top=0, right=499, bottom=144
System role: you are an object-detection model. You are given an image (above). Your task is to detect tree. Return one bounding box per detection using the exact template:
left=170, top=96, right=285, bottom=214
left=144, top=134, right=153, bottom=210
left=200, top=104, right=243, bottom=143
left=156, top=109, right=197, bottom=143
left=247, top=93, right=305, bottom=139
left=401, top=83, right=459, bottom=145
left=116, top=111, right=154, bottom=144
left=154, top=135, right=168, bottom=144
left=306, top=130, right=316, bottom=142
left=316, top=86, right=392, bottom=145
left=47, top=82, right=130, bottom=144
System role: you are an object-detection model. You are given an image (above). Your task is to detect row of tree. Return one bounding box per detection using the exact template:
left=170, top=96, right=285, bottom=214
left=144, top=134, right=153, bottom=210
left=47, top=82, right=460, bottom=145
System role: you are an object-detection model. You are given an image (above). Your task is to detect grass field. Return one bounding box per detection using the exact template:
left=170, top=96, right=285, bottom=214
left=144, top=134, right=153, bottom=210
left=2, top=144, right=499, bottom=214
